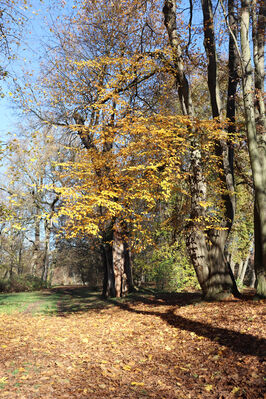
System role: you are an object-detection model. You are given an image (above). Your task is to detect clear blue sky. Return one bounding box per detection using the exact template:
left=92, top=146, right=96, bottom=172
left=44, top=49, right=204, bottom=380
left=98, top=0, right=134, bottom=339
left=1, top=0, right=228, bottom=143
left=0, top=0, right=75, bottom=141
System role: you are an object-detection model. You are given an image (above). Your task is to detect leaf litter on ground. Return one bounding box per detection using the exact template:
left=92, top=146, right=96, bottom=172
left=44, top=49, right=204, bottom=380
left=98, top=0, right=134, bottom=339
left=0, top=287, right=265, bottom=399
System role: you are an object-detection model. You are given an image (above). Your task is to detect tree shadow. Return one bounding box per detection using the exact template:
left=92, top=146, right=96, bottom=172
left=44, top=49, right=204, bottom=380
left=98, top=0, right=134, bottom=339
left=47, top=286, right=112, bottom=313
left=39, top=287, right=266, bottom=359
left=108, top=298, right=266, bottom=359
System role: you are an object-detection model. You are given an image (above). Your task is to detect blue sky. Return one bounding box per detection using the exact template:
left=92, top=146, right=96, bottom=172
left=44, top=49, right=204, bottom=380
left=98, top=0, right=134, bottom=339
left=0, top=0, right=75, bottom=141
left=1, top=0, right=229, bottom=143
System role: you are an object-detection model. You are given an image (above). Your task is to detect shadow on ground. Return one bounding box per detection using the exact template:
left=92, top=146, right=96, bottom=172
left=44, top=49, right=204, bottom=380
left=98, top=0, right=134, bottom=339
left=48, top=286, right=203, bottom=314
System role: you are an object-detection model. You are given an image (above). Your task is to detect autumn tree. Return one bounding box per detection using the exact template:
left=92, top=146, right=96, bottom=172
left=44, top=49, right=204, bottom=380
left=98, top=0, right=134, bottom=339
left=22, top=0, right=169, bottom=297
left=14, top=0, right=261, bottom=300
left=219, top=0, right=265, bottom=296
left=0, top=127, right=60, bottom=283
left=162, top=0, right=242, bottom=299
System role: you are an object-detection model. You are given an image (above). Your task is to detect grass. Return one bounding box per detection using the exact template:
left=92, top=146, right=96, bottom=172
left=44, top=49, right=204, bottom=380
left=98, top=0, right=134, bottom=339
left=0, top=286, right=170, bottom=315
left=0, top=291, right=59, bottom=314
left=0, top=286, right=121, bottom=315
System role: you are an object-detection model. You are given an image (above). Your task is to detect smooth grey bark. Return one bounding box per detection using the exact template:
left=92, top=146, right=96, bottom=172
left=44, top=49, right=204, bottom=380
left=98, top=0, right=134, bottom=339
left=251, top=0, right=266, bottom=133
left=251, top=0, right=266, bottom=296
left=240, top=0, right=266, bottom=297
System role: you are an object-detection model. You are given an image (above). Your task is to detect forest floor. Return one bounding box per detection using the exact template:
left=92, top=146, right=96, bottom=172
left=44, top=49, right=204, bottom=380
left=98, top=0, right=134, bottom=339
left=0, top=286, right=265, bottom=399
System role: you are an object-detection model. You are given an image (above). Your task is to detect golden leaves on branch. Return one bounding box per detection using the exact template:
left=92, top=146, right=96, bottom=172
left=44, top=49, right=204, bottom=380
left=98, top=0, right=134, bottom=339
left=51, top=112, right=239, bottom=245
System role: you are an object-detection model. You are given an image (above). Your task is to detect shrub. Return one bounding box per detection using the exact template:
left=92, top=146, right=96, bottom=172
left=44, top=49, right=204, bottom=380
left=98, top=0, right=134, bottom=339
left=0, top=279, right=8, bottom=292
left=0, top=275, right=48, bottom=293
left=134, top=240, right=199, bottom=292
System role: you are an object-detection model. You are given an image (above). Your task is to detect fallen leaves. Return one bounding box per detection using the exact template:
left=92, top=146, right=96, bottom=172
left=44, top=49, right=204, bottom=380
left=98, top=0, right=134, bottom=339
left=0, top=291, right=265, bottom=399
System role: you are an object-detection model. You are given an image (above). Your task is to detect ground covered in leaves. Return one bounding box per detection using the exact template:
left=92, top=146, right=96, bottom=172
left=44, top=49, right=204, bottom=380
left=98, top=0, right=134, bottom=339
left=0, top=287, right=265, bottom=399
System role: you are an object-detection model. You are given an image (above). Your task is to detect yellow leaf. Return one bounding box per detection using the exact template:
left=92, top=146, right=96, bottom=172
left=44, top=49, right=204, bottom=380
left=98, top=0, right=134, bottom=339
left=131, top=382, right=144, bottom=386
left=20, top=375, right=29, bottom=380
left=205, top=384, right=213, bottom=392
left=231, top=387, right=240, bottom=394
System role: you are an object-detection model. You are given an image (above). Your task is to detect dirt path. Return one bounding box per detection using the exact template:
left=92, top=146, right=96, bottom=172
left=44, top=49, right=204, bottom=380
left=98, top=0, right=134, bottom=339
left=23, top=300, right=46, bottom=314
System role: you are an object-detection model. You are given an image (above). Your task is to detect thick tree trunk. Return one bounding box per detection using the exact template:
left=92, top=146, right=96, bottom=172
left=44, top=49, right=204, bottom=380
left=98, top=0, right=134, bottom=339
left=200, top=0, right=240, bottom=297
left=113, top=226, right=128, bottom=297
left=251, top=0, right=266, bottom=296
left=163, top=0, right=238, bottom=299
left=240, top=0, right=266, bottom=297
left=101, top=221, right=133, bottom=298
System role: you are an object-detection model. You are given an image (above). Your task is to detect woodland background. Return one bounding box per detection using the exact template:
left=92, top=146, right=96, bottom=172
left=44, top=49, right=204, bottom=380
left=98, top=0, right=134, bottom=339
left=0, top=0, right=265, bottom=299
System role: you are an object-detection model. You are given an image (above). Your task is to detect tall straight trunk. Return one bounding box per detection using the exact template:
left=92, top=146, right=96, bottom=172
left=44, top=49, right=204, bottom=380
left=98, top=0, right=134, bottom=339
left=124, top=240, right=134, bottom=292
left=201, top=0, right=239, bottom=296
left=101, top=241, right=116, bottom=298
left=41, top=219, right=52, bottom=283
left=163, top=0, right=238, bottom=299
left=113, top=225, right=128, bottom=297
left=18, top=240, right=23, bottom=275
left=251, top=0, right=266, bottom=296
left=226, top=0, right=239, bottom=220
left=30, top=211, right=41, bottom=276
left=101, top=221, right=133, bottom=298
left=240, top=0, right=266, bottom=297
left=238, top=241, right=253, bottom=285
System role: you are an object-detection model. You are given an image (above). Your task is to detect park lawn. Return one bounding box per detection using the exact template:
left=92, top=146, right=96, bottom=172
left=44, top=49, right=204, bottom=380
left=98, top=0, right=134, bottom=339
left=0, top=287, right=265, bottom=399
left=0, top=287, right=111, bottom=315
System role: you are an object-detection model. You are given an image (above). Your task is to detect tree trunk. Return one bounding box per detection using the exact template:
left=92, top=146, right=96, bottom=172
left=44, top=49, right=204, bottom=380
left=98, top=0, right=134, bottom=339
left=240, top=0, right=266, bottom=297
left=200, top=0, right=240, bottom=297
left=30, top=214, right=41, bottom=276
left=113, top=225, right=128, bottom=297
left=18, top=241, right=23, bottom=275
left=124, top=240, right=135, bottom=292
left=101, top=221, right=133, bottom=298
left=101, top=240, right=116, bottom=298
left=163, top=0, right=238, bottom=299
left=238, top=239, right=253, bottom=284
left=41, top=219, right=51, bottom=283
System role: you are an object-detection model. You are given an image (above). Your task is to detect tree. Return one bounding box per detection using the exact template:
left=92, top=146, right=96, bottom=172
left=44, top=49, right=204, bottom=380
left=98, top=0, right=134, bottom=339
left=0, top=0, right=27, bottom=96
left=21, top=0, right=168, bottom=297
left=13, top=0, right=259, bottom=300
left=0, top=127, right=60, bottom=284
left=163, top=0, right=240, bottom=299
left=220, top=0, right=265, bottom=296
